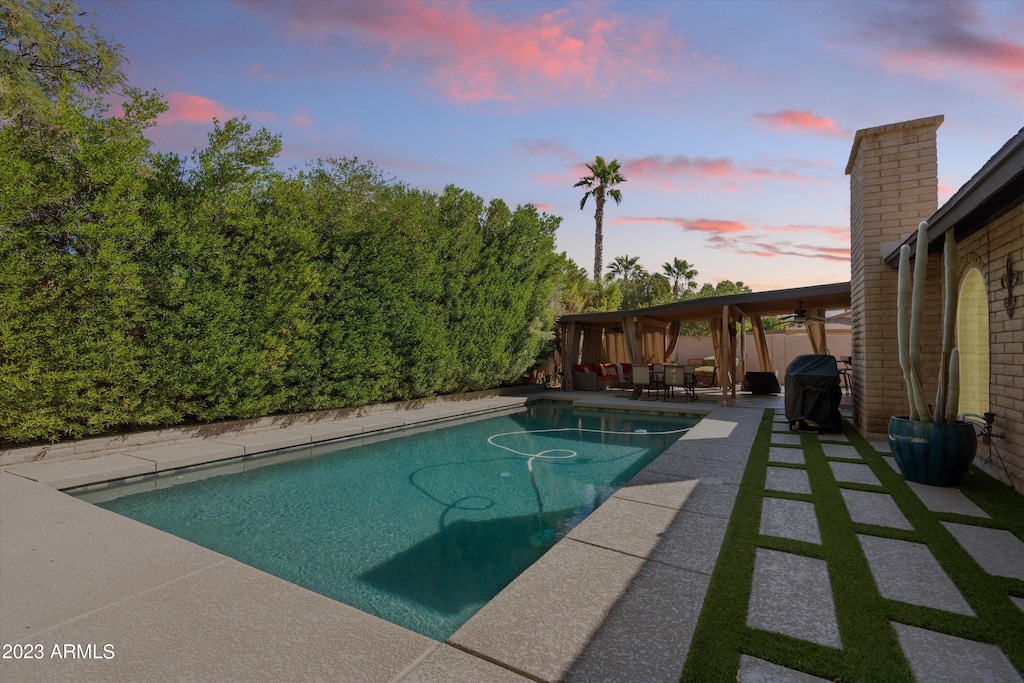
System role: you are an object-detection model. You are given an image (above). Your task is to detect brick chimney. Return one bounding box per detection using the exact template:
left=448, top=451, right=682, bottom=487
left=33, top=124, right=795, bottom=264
left=845, top=116, right=943, bottom=436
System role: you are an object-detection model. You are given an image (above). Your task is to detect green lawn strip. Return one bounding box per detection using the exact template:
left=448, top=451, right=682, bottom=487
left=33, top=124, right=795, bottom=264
left=679, top=409, right=772, bottom=682
left=800, top=429, right=914, bottom=682
left=843, top=428, right=1024, bottom=674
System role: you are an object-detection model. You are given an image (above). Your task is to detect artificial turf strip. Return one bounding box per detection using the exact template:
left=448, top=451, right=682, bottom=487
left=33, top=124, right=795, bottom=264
left=851, top=434, right=1024, bottom=673
left=680, top=409, right=1024, bottom=682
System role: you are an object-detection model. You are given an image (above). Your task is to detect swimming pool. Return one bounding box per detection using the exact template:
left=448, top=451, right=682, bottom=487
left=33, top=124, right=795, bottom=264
left=78, top=402, right=699, bottom=640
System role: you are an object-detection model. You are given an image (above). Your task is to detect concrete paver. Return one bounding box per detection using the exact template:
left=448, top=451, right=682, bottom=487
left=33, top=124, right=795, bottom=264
left=286, top=420, right=364, bottom=441
left=821, top=443, right=860, bottom=460
left=858, top=535, right=974, bottom=615
left=613, top=452, right=739, bottom=525
left=562, top=561, right=710, bottom=683
left=829, top=461, right=881, bottom=486
left=841, top=489, right=913, bottom=530
left=869, top=439, right=891, bottom=453
left=3, top=559, right=437, bottom=683
left=396, top=645, right=531, bottom=682
left=760, top=497, right=821, bottom=544
left=647, top=453, right=746, bottom=485
left=207, top=428, right=311, bottom=454
left=0, top=499, right=225, bottom=637
left=124, top=440, right=245, bottom=472
left=892, top=622, right=1023, bottom=683
left=907, top=482, right=990, bottom=518
left=739, top=656, right=833, bottom=682
left=449, top=539, right=645, bottom=683
left=567, top=497, right=679, bottom=560
left=650, top=510, right=730, bottom=575
left=769, top=446, right=805, bottom=464
left=765, top=466, right=812, bottom=495
left=614, top=470, right=699, bottom=510
left=942, top=522, right=1024, bottom=581
left=747, top=548, right=842, bottom=648
left=819, top=432, right=850, bottom=442
left=3, top=453, right=154, bottom=489
left=680, top=481, right=740, bottom=519
left=771, top=433, right=802, bottom=446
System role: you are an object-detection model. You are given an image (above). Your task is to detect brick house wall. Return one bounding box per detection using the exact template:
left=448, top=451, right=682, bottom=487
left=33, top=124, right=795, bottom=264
left=848, top=116, right=1023, bottom=493
left=955, top=203, right=1024, bottom=491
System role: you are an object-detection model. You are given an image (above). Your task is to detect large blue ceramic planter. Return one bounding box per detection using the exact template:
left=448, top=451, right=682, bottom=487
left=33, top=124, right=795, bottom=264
left=887, top=417, right=978, bottom=487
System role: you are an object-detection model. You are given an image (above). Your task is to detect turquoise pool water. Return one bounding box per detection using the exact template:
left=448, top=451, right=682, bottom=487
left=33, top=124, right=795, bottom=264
left=84, top=402, right=699, bottom=640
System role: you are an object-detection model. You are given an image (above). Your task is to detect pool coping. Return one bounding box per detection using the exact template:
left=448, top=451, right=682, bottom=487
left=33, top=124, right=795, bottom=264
left=0, top=390, right=752, bottom=682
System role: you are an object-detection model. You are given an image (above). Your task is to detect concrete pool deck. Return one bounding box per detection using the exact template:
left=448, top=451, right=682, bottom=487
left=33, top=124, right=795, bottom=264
left=3, top=389, right=1020, bottom=681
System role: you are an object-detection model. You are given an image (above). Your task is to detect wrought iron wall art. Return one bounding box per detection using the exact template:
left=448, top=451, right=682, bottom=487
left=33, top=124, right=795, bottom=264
left=1000, top=253, right=1022, bottom=318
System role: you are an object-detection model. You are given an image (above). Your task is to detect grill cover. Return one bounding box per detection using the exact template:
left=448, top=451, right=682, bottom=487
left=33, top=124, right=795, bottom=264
left=784, top=354, right=842, bottom=432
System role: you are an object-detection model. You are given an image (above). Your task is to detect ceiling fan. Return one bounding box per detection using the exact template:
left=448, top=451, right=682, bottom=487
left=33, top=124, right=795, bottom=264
left=781, top=301, right=827, bottom=324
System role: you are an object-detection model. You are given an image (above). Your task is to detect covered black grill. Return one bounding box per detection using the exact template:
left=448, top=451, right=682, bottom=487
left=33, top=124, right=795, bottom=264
left=785, top=354, right=842, bottom=433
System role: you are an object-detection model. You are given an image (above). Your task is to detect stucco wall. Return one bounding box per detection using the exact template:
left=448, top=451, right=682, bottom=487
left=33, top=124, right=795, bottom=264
left=671, top=330, right=851, bottom=384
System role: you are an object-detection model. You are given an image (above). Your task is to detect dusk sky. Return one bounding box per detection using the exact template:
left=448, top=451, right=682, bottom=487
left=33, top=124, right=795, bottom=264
left=83, top=0, right=1023, bottom=291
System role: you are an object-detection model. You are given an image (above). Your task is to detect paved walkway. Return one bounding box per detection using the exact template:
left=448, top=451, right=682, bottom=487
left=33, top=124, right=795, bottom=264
left=1, top=389, right=1022, bottom=681
left=732, top=411, right=1024, bottom=682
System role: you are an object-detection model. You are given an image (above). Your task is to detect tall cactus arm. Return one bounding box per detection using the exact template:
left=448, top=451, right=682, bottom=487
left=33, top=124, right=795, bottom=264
left=936, top=230, right=959, bottom=423
left=897, top=245, right=918, bottom=419
left=945, top=348, right=961, bottom=423
left=909, top=221, right=929, bottom=418
left=908, top=222, right=929, bottom=371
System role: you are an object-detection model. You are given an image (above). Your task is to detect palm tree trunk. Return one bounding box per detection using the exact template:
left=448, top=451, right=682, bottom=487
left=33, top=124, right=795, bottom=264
left=593, top=191, right=605, bottom=280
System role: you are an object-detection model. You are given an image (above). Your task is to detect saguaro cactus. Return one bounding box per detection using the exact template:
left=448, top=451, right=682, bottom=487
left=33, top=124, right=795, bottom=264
left=896, top=221, right=960, bottom=423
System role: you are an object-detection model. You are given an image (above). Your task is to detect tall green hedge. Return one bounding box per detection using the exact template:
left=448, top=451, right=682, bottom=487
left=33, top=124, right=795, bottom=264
left=1, top=107, right=560, bottom=443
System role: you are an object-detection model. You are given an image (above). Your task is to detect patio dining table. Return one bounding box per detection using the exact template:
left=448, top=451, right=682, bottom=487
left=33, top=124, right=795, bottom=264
left=662, top=364, right=699, bottom=401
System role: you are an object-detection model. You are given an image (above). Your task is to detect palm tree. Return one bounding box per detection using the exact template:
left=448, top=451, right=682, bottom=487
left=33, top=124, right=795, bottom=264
left=662, top=258, right=699, bottom=297
left=607, top=254, right=644, bottom=282
left=575, top=156, right=625, bottom=280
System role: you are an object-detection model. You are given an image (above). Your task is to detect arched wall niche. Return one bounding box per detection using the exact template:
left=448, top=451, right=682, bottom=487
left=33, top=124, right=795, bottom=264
left=956, top=266, right=989, bottom=417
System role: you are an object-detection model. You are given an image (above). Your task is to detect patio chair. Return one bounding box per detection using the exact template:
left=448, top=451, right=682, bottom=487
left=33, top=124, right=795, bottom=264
left=630, top=365, right=651, bottom=400
left=664, top=365, right=696, bottom=401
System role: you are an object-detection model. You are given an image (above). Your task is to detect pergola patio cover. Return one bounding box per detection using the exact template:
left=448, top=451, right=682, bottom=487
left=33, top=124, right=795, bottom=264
left=557, top=281, right=851, bottom=405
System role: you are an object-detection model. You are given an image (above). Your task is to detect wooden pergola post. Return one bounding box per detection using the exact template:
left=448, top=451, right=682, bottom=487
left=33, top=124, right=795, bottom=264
left=721, top=305, right=730, bottom=406
left=739, top=314, right=746, bottom=391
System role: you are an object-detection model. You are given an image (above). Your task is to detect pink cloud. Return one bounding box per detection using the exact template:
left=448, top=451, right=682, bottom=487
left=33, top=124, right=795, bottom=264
left=847, top=1, right=1023, bottom=95
left=754, top=110, right=844, bottom=137
left=532, top=203, right=554, bottom=212
left=765, top=224, right=850, bottom=241
left=612, top=216, right=752, bottom=235
left=159, top=92, right=234, bottom=124
left=938, top=181, right=957, bottom=205
left=248, top=2, right=686, bottom=104
left=622, top=154, right=809, bottom=184
left=289, top=110, right=314, bottom=129
left=708, top=235, right=850, bottom=263
left=610, top=215, right=850, bottom=263
left=516, top=139, right=578, bottom=162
